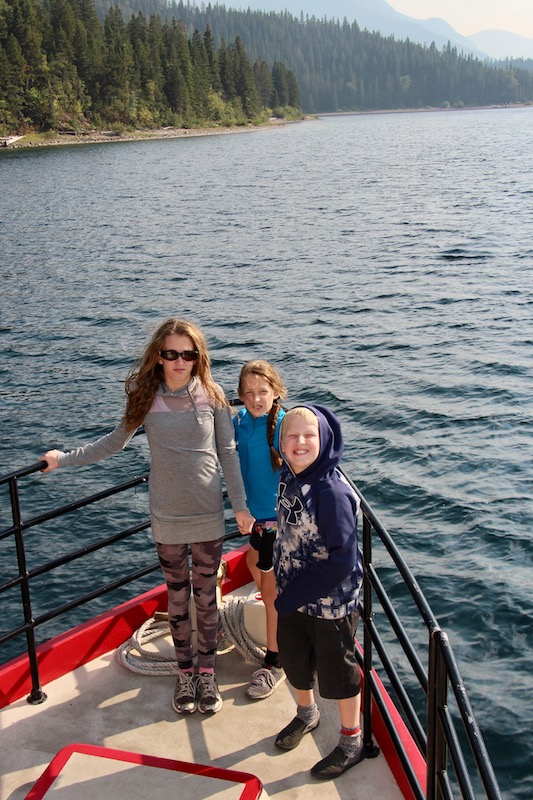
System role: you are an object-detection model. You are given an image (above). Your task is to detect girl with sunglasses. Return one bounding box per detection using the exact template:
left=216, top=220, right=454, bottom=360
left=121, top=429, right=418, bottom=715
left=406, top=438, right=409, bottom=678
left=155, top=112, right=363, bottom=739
left=233, top=360, right=287, bottom=700
left=40, top=318, right=254, bottom=716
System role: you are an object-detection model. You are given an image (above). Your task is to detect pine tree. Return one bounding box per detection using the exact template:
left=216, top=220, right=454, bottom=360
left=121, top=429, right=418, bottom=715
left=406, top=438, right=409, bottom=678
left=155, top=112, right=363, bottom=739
left=231, top=35, right=259, bottom=119
left=41, top=0, right=77, bottom=62
left=253, top=57, right=273, bottom=108
left=203, top=24, right=221, bottom=93
left=218, top=38, right=236, bottom=103
left=101, top=5, right=135, bottom=123
left=189, top=27, right=209, bottom=117
left=74, top=0, right=105, bottom=99
left=0, top=35, right=27, bottom=127
left=162, top=19, right=192, bottom=119
left=271, top=60, right=289, bottom=107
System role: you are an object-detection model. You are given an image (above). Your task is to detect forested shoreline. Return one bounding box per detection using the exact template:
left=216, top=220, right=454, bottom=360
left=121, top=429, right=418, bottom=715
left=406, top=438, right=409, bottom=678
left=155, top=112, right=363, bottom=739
left=93, top=1, right=533, bottom=113
left=1, top=0, right=532, bottom=137
left=0, top=0, right=301, bottom=135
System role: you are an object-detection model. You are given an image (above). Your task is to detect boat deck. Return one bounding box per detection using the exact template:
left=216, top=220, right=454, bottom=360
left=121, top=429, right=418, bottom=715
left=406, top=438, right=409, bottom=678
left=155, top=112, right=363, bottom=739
left=1, top=588, right=404, bottom=800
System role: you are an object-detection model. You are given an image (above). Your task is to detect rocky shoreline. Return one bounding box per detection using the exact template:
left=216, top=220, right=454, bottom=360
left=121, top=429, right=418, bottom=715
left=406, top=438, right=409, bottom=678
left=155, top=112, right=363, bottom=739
left=3, top=119, right=294, bottom=149
left=6, top=105, right=525, bottom=149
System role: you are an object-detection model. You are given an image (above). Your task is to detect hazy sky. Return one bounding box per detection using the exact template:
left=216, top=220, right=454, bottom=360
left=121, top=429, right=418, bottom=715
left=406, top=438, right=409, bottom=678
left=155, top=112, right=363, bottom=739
left=386, top=0, right=533, bottom=39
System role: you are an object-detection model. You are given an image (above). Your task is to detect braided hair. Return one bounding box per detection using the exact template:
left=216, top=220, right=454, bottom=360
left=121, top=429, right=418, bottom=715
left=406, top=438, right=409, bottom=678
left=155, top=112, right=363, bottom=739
left=237, top=360, right=287, bottom=471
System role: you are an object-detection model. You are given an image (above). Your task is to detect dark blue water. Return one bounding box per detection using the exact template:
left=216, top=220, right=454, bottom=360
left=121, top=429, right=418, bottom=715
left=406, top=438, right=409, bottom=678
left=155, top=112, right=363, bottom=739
left=1, top=108, right=532, bottom=798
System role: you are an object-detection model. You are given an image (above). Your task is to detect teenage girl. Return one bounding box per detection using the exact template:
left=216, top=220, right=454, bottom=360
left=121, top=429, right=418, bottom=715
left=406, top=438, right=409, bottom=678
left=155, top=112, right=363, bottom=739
left=233, top=359, right=287, bottom=699
left=39, top=318, right=254, bottom=715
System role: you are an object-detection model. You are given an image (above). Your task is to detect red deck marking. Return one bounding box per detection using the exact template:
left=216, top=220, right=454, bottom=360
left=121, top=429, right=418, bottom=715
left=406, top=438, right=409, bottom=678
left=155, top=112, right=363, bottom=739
left=24, top=743, right=263, bottom=800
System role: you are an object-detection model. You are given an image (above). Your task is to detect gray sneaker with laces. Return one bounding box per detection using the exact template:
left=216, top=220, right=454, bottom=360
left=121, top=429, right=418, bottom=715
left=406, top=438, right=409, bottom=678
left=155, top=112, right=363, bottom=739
left=172, top=671, right=197, bottom=714
left=197, top=671, right=222, bottom=714
left=246, top=665, right=286, bottom=700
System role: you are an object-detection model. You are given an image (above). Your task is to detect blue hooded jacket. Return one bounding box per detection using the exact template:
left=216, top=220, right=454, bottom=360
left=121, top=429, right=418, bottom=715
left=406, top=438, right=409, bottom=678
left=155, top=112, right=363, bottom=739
left=273, top=404, right=363, bottom=619
left=233, top=407, right=285, bottom=520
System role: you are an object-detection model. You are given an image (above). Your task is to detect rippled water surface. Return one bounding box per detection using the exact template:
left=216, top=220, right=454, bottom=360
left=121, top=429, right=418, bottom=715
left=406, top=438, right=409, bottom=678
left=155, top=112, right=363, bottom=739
left=1, top=108, right=532, bottom=798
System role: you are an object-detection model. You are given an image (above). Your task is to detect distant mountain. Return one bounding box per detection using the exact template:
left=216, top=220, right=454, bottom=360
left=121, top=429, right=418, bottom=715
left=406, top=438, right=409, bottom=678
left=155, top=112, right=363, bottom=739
left=469, top=30, right=533, bottom=60
left=230, top=0, right=488, bottom=57
left=230, top=0, right=533, bottom=61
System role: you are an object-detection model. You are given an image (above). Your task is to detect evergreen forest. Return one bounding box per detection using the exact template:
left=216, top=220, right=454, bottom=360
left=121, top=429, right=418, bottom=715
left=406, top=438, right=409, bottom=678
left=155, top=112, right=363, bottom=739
left=0, top=0, right=301, bottom=135
left=2, top=0, right=533, bottom=137
left=94, top=1, right=533, bottom=113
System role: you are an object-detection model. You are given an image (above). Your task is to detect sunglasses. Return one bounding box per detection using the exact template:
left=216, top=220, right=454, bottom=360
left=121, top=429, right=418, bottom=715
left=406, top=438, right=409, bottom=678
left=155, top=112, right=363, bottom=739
left=159, top=349, right=199, bottom=362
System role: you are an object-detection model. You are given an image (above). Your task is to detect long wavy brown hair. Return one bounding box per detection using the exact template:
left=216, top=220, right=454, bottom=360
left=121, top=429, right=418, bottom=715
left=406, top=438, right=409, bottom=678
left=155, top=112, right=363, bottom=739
left=238, top=359, right=287, bottom=470
left=123, top=318, right=227, bottom=431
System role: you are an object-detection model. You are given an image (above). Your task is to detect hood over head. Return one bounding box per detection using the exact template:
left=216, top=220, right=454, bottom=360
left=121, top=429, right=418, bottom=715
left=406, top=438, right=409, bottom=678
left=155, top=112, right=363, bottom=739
left=281, top=403, right=344, bottom=482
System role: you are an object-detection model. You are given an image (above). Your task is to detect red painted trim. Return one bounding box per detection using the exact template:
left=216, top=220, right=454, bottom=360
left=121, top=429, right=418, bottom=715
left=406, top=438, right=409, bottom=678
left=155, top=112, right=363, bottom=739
left=0, top=549, right=250, bottom=709
left=356, top=641, right=426, bottom=800
left=24, top=743, right=263, bottom=800
left=0, top=584, right=167, bottom=709
left=221, top=543, right=253, bottom=593
left=1, top=546, right=424, bottom=800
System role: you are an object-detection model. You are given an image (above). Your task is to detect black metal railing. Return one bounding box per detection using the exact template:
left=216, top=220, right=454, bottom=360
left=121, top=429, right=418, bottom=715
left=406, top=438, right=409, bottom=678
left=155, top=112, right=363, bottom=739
left=0, top=458, right=502, bottom=799
left=346, top=475, right=502, bottom=800
left=0, top=459, right=159, bottom=702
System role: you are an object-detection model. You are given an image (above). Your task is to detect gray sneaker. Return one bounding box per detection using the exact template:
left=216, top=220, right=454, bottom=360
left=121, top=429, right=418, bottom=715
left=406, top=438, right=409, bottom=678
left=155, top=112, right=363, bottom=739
left=197, top=672, right=222, bottom=714
left=172, top=671, right=197, bottom=714
left=246, top=665, right=286, bottom=700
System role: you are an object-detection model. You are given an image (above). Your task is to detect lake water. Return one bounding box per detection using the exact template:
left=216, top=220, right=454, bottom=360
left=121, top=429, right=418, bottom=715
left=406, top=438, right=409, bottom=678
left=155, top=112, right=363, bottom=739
left=1, top=108, right=532, bottom=798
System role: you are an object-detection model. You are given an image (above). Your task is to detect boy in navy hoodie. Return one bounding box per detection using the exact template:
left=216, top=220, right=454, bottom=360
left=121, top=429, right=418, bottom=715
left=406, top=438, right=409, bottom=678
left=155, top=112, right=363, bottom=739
left=273, top=404, right=365, bottom=780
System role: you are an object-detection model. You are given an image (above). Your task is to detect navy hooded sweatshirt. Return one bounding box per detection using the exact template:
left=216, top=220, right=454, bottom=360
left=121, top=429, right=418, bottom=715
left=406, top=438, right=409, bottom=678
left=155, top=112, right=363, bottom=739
left=273, top=404, right=363, bottom=620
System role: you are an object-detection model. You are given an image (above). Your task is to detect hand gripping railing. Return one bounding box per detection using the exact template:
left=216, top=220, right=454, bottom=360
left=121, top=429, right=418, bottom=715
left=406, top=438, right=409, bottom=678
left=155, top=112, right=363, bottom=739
left=0, top=460, right=154, bottom=703
left=0, top=457, right=243, bottom=706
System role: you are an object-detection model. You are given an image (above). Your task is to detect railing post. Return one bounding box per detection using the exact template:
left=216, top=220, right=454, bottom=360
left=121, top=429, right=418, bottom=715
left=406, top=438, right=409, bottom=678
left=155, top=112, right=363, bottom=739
left=9, top=476, right=47, bottom=704
left=427, top=626, right=447, bottom=799
left=362, top=511, right=375, bottom=754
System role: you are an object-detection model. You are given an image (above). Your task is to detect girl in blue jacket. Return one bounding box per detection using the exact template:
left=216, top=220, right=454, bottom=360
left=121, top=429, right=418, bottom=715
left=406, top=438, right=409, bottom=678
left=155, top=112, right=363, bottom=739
left=233, top=360, right=287, bottom=699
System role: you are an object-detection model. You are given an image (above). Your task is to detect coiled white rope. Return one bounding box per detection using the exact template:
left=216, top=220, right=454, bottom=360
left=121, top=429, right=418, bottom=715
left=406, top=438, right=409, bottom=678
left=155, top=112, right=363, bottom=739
left=115, top=616, right=180, bottom=675
left=219, top=596, right=265, bottom=665
left=116, top=597, right=264, bottom=675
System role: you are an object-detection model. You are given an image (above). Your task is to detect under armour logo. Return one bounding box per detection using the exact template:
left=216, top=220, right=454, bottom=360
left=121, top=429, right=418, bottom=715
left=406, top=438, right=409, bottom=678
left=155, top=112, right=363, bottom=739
left=278, top=482, right=304, bottom=524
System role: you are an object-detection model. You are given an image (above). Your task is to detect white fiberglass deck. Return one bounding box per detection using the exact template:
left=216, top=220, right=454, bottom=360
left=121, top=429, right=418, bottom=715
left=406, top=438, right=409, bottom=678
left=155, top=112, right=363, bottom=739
left=1, top=588, right=404, bottom=800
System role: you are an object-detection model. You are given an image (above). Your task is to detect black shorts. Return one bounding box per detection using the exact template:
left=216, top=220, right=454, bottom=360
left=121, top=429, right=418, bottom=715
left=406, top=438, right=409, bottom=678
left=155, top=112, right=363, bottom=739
left=249, top=520, right=277, bottom=572
left=277, top=610, right=361, bottom=699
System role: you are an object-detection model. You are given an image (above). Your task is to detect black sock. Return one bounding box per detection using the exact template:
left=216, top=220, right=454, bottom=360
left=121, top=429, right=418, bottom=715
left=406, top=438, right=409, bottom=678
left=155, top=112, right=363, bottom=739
left=264, top=649, right=282, bottom=669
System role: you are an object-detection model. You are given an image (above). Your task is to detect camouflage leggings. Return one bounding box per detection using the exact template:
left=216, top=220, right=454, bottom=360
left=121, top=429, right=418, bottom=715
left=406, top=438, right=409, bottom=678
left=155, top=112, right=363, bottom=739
left=155, top=538, right=223, bottom=672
